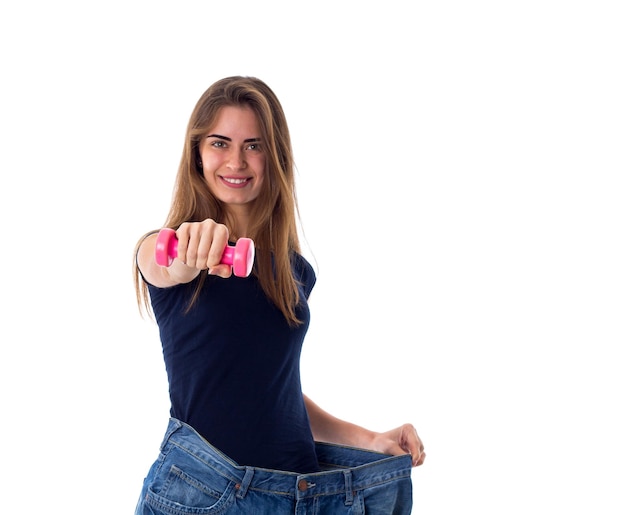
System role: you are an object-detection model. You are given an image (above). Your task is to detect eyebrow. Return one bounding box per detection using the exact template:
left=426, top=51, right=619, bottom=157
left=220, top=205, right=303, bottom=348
left=206, top=134, right=261, bottom=143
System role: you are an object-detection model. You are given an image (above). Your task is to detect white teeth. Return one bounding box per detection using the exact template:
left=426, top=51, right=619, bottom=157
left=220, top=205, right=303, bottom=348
left=223, top=177, right=248, bottom=184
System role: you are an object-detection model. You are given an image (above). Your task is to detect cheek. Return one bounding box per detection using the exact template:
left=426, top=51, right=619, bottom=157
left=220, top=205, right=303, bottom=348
left=253, top=157, right=267, bottom=182
left=199, top=149, right=217, bottom=168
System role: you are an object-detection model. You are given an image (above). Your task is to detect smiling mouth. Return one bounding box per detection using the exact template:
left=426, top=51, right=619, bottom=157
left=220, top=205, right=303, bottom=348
left=220, top=176, right=251, bottom=185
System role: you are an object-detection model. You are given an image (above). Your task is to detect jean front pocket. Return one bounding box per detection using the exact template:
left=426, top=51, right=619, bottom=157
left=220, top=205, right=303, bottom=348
left=144, top=464, right=237, bottom=515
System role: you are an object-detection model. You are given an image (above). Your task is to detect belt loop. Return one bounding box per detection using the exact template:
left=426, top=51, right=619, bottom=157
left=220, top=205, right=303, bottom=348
left=343, top=470, right=354, bottom=506
left=236, top=467, right=255, bottom=499
left=160, top=418, right=182, bottom=451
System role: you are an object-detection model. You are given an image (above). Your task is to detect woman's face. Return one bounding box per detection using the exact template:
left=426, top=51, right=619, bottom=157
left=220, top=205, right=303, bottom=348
left=198, top=105, right=266, bottom=212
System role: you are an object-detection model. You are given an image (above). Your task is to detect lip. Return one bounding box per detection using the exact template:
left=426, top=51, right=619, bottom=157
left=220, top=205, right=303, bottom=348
left=219, top=176, right=252, bottom=188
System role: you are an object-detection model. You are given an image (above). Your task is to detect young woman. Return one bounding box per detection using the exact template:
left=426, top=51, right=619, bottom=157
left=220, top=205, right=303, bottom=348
left=133, top=76, right=425, bottom=514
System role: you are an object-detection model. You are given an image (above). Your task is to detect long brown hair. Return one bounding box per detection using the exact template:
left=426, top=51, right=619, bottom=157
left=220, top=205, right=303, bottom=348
left=133, top=76, right=304, bottom=326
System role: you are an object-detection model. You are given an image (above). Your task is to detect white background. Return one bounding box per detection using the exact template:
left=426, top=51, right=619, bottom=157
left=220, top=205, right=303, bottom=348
left=1, top=1, right=624, bottom=513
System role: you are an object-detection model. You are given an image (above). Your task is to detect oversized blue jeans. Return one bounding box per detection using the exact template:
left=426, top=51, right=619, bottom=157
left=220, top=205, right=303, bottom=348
left=135, top=418, right=413, bottom=514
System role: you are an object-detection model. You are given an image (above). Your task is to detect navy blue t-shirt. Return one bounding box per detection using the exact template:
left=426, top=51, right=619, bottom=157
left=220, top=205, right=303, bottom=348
left=147, top=253, right=320, bottom=473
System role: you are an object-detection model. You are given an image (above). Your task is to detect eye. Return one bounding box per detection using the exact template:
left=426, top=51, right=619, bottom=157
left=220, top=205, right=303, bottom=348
left=246, top=142, right=262, bottom=152
left=211, top=140, right=227, bottom=149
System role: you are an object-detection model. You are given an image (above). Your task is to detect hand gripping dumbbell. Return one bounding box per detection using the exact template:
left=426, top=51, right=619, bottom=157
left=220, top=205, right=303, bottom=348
left=154, top=228, right=255, bottom=277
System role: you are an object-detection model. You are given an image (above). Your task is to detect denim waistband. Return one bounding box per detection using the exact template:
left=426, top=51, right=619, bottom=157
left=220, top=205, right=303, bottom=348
left=161, top=418, right=412, bottom=500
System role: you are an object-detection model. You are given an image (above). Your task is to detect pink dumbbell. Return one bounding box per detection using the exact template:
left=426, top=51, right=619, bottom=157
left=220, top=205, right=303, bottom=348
left=155, top=228, right=255, bottom=277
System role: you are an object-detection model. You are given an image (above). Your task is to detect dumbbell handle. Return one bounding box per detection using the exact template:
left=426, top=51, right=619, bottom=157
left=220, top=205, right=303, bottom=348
left=155, top=228, right=255, bottom=278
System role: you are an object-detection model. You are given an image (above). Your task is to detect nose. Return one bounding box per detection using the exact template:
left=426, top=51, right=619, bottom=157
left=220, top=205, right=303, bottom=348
left=226, top=148, right=246, bottom=171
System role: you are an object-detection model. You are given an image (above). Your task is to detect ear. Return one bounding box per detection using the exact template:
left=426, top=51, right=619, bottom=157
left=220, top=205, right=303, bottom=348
left=194, top=148, right=204, bottom=176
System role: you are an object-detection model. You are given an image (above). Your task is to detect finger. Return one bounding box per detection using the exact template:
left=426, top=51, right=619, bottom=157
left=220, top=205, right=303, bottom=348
left=410, top=429, right=426, bottom=467
left=412, top=452, right=425, bottom=467
left=174, top=226, right=191, bottom=266
left=208, top=264, right=232, bottom=279
left=400, top=425, right=425, bottom=467
left=202, top=224, right=228, bottom=269
left=185, top=233, right=207, bottom=269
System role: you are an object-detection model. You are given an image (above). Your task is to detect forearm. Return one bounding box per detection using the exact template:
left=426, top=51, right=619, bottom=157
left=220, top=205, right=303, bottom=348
left=303, top=394, right=376, bottom=449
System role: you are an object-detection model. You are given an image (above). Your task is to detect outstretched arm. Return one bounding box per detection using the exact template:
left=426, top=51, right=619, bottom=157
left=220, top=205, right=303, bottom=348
left=303, top=394, right=426, bottom=467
